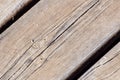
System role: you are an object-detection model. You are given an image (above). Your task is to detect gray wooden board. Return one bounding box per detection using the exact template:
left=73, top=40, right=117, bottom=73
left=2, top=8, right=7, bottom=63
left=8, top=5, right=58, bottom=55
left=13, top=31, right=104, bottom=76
left=0, top=0, right=120, bottom=80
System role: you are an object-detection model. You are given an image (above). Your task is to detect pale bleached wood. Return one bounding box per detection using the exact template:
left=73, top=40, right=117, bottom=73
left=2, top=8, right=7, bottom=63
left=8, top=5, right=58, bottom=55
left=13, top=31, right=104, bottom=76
left=0, top=0, right=98, bottom=79
left=0, top=0, right=33, bottom=28
left=79, top=43, right=120, bottom=80
left=0, top=0, right=120, bottom=80
left=26, top=0, right=120, bottom=80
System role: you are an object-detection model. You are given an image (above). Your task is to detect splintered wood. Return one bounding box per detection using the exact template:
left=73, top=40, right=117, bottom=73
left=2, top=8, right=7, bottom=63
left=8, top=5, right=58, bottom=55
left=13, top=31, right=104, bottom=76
left=0, top=0, right=120, bottom=80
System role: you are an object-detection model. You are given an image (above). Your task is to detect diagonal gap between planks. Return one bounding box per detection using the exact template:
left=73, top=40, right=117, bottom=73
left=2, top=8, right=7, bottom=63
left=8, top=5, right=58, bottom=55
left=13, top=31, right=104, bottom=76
left=0, top=0, right=40, bottom=34
left=1, top=0, right=120, bottom=80
left=0, top=0, right=100, bottom=80
left=66, top=30, right=120, bottom=80
left=14, top=0, right=118, bottom=79
left=0, top=0, right=102, bottom=79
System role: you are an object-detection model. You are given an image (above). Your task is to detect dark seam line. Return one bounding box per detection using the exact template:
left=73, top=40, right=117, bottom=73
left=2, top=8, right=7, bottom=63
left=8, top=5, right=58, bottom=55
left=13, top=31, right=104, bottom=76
left=0, top=0, right=40, bottom=34
left=0, top=0, right=99, bottom=79
left=14, top=0, right=100, bottom=79
left=9, top=0, right=100, bottom=79
left=66, top=30, right=120, bottom=80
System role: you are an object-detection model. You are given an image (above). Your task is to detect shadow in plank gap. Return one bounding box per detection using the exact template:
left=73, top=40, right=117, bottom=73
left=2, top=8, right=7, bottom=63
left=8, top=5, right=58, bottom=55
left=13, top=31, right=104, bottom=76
left=0, top=0, right=40, bottom=34
left=66, top=30, right=120, bottom=80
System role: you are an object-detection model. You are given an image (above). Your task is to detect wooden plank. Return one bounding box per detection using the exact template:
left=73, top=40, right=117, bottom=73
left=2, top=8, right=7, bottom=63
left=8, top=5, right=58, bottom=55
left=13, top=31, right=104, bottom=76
left=0, top=0, right=98, bottom=79
left=79, top=43, right=120, bottom=80
left=0, top=0, right=32, bottom=29
left=25, top=0, right=120, bottom=80
left=0, top=0, right=120, bottom=80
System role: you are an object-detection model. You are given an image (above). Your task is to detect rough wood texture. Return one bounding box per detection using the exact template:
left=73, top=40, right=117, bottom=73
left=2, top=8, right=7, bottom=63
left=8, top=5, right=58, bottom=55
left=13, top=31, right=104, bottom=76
left=0, top=0, right=120, bottom=80
left=79, top=42, right=120, bottom=80
left=0, top=0, right=32, bottom=28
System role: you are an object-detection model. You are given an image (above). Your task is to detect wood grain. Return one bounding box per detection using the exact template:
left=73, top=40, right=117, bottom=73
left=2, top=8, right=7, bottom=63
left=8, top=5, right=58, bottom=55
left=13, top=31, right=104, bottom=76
left=0, top=0, right=98, bottom=79
left=0, top=0, right=33, bottom=29
left=26, top=0, right=120, bottom=80
left=79, top=42, right=120, bottom=80
left=0, top=0, right=120, bottom=80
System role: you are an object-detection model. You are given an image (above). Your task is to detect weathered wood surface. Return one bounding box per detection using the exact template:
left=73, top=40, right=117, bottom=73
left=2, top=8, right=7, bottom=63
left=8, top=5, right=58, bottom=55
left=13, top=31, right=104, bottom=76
left=0, top=0, right=32, bottom=28
left=79, top=42, right=120, bottom=80
left=0, top=0, right=120, bottom=80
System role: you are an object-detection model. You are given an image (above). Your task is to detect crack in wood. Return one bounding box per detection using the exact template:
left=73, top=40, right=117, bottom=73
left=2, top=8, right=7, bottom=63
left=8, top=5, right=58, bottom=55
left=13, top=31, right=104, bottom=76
left=103, top=51, right=120, bottom=65
left=1, top=0, right=114, bottom=80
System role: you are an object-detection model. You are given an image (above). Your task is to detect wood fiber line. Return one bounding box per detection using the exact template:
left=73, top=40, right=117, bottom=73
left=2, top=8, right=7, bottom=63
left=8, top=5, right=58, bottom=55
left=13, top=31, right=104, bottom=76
left=0, top=0, right=98, bottom=80
left=3, top=0, right=120, bottom=80
left=68, top=30, right=120, bottom=80
left=79, top=42, right=120, bottom=80
left=0, top=0, right=120, bottom=80
left=26, top=0, right=120, bottom=80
